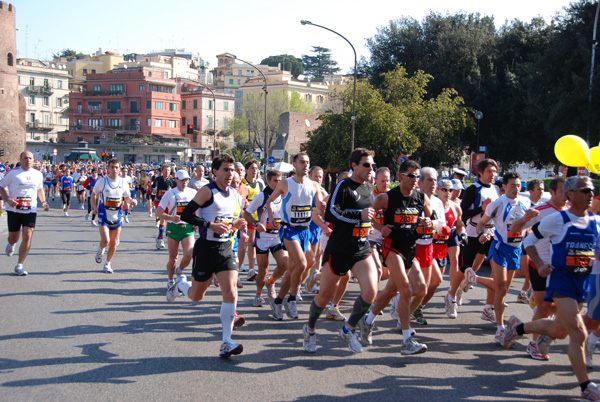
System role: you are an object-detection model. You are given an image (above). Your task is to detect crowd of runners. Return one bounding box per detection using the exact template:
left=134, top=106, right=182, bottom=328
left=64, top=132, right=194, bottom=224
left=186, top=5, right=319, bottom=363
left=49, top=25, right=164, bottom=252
left=3, top=149, right=600, bottom=400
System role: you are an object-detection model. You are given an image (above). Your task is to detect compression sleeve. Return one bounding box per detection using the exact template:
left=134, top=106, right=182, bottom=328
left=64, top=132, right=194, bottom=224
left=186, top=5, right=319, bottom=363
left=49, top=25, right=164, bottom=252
left=180, top=199, right=210, bottom=228
left=461, top=185, right=482, bottom=221
left=325, top=181, right=362, bottom=224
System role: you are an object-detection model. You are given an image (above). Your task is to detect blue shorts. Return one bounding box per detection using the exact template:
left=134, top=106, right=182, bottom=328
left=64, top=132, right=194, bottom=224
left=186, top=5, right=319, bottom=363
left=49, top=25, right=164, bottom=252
left=544, top=266, right=590, bottom=304
left=447, top=228, right=459, bottom=247
left=309, top=223, right=322, bottom=245
left=99, top=218, right=123, bottom=230
left=588, top=274, right=600, bottom=321
left=130, top=189, right=136, bottom=197
left=488, top=240, right=521, bottom=271
left=44, top=182, right=52, bottom=187
left=280, top=226, right=310, bottom=253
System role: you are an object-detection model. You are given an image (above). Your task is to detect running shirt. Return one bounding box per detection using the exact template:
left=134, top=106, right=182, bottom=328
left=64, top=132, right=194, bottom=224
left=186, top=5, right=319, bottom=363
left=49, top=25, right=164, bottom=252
left=158, top=187, right=197, bottom=227
left=433, top=198, right=457, bottom=256
left=382, top=186, right=425, bottom=245
left=244, top=179, right=264, bottom=220
left=0, top=167, right=44, bottom=214
left=44, top=173, right=53, bottom=185
left=197, top=182, right=244, bottom=243
left=281, top=177, right=315, bottom=228
left=416, top=195, right=445, bottom=245
left=246, top=186, right=283, bottom=240
left=522, top=202, right=566, bottom=267
left=84, top=175, right=99, bottom=198
left=324, top=178, right=374, bottom=256
left=152, top=176, right=175, bottom=202
left=462, top=181, right=500, bottom=237
left=368, top=186, right=386, bottom=243
left=76, top=174, right=87, bottom=192
left=93, top=176, right=130, bottom=223
left=485, top=194, right=531, bottom=247
left=59, top=175, right=74, bottom=192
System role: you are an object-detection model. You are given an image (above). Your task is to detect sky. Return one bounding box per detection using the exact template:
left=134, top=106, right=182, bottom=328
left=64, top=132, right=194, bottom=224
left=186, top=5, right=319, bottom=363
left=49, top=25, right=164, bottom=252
left=12, top=0, right=576, bottom=73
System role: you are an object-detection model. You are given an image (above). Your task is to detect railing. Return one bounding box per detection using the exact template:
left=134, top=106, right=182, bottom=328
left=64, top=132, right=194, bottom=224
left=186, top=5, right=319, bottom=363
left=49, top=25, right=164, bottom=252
left=26, top=85, right=53, bottom=94
left=82, top=90, right=127, bottom=96
left=26, top=121, right=54, bottom=130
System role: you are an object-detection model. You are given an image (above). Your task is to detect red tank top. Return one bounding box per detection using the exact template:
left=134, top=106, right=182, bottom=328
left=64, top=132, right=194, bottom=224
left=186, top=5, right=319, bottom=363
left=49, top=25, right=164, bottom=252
left=433, top=203, right=456, bottom=258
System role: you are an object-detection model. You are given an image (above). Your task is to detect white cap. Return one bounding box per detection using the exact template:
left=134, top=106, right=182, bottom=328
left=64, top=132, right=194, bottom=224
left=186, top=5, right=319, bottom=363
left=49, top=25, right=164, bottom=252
left=451, top=179, right=465, bottom=190
left=175, top=169, right=190, bottom=180
left=453, top=168, right=467, bottom=177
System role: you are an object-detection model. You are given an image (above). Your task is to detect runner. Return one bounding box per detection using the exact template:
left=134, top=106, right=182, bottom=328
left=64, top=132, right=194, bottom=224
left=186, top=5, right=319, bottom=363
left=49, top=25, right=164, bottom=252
left=84, top=168, right=100, bottom=226
left=170, top=153, right=247, bottom=358
left=502, top=176, right=600, bottom=402
left=241, top=160, right=264, bottom=281
left=152, top=164, right=175, bottom=249
left=302, top=148, right=376, bottom=353
left=0, top=151, right=49, bottom=276
left=91, top=159, right=137, bottom=273
left=58, top=167, right=74, bottom=216
left=75, top=168, right=87, bottom=209
left=189, top=164, right=209, bottom=190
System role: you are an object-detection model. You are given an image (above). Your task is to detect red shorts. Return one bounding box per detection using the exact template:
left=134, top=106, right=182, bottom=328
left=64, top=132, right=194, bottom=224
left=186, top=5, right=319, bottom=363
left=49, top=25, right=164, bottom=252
left=415, top=243, right=434, bottom=268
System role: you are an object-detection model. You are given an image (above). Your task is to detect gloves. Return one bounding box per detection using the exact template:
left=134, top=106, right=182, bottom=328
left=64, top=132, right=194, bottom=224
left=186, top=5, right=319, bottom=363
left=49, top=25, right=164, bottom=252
left=441, top=226, right=452, bottom=236
left=459, top=232, right=468, bottom=246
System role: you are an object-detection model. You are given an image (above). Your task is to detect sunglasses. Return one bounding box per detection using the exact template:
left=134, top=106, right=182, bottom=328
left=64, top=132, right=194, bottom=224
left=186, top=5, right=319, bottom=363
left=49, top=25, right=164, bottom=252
left=402, top=173, right=421, bottom=179
left=574, top=187, right=594, bottom=194
left=362, top=162, right=376, bottom=169
left=438, top=188, right=452, bottom=193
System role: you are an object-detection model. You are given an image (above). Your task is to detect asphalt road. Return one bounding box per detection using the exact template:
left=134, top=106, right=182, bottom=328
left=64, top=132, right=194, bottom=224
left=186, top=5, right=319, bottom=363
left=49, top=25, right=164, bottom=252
left=0, top=198, right=591, bottom=401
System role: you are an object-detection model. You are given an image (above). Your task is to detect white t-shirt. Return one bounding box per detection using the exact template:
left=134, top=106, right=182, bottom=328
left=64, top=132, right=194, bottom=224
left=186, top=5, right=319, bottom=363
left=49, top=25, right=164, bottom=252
left=522, top=202, right=565, bottom=267
left=0, top=167, right=44, bottom=214
left=158, top=187, right=197, bottom=226
left=416, top=195, right=446, bottom=246
left=246, top=190, right=283, bottom=240
left=93, top=176, right=130, bottom=223
left=485, top=195, right=531, bottom=247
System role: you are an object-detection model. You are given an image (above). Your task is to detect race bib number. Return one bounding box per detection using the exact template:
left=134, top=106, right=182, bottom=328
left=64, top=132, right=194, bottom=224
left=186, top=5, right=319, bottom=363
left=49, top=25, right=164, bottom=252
left=213, top=216, right=234, bottom=239
left=104, top=197, right=122, bottom=211
left=265, top=219, right=281, bottom=234
left=290, top=205, right=311, bottom=224
left=566, top=248, right=594, bottom=276
left=176, top=201, right=189, bottom=215
left=394, top=208, right=419, bottom=230
left=507, top=224, right=525, bottom=244
left=433, top=232, right=449, bottom=245
left=157, top=190, right=166, bottom=198
left=352, top=220, right=372, bottom=238
left=16, top=197, right=32, bottom=210
left=416, top=225, right=434, bottom=239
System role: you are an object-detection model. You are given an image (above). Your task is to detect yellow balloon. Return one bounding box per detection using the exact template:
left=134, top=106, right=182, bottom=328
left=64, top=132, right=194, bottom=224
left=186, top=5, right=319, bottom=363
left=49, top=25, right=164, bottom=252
left=590, top=146, right=600, bottom=172
left=555, top=135, right=590, bottom=167
left=586, top=164, right=600, bottom=174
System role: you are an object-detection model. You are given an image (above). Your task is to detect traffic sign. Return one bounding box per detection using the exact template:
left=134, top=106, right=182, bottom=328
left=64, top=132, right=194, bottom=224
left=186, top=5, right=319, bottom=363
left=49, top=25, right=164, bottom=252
left=268, top=156, right=275, bottom=164
left=0, top=164, right=5, bottom=174
left=398, top=154, right=408, bottom=164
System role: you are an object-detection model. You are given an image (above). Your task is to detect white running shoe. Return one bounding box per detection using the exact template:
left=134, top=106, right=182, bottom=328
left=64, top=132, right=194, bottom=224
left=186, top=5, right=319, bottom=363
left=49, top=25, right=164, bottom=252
left=266, top=281, right=276, bottom=300
left=456, top=288, right=464, bottom=306
left=271, top=300, right=284, bottom=320
left=81, top=204, right=85, bottom=210
left=303, top=324, right=317, bottom=353
left=481, top=306, right=496, bottom=323
left=219, top=340, right=243, bottom=358
left=587, top=338, right=597, bottom=369
left=124, top=216, right=129, bottom=224
left=389, top=293, right=400, bottom=321
left=64, top=211, right=69, bottom=216
left=400, top=336, right=427, bottom=355
left=460, top=267, right=477, bottom=292
left=174, top=266, right=183, bottom=276
left=444, top=293, right=458, bottom=319
left=285, top=300, right=299, bottom=319
left=92, top=220, right=98, bottom=227
left=166, top=275, right=185, bottom=304
left=103, top=262, right=113, bottom=274
left=14, top=263, right=28, bottom=276
left=239, top=264, right=248, bottom=272
left=339, top=326, right=363, bottom=353
left=252, top=295, right=265, bottom=307
left=246, top=268, right=257, bottom=281
left=85, top=213, right=90, bottom=221
left=6, top=243, right=15, bottom=257
left=95, top=247, right=105, bottom=264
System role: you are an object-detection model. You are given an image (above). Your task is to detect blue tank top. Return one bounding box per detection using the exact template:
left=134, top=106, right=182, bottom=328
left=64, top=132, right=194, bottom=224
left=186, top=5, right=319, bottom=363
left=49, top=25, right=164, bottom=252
left=551, top=210, right=597, bottom=276
left=282, top=177, right=315, bottom=228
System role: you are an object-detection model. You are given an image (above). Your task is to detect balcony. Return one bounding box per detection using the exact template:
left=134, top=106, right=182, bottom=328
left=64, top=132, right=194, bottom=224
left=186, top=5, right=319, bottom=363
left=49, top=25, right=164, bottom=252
left=83, top=90, right=126, bottom=97
left=25, top=85, right=53, bottom=95
left=26, top=121, right=53, bottom=131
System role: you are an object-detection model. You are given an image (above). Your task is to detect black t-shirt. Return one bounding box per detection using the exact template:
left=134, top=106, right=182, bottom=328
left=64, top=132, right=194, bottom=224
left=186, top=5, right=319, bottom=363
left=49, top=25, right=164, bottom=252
left=383, top=186, right=425, bottom=245
left=324, top=178, right=374, bottom=256
left=152, top=176, right=175, bottom=201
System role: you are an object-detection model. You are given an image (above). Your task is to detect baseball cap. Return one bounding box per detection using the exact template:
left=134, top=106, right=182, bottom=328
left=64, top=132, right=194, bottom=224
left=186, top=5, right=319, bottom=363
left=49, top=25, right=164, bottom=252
left=451, top=179, right=465, bottom=190
left=453, top=168, right=467, bottom=177
left=438, top=179, right=453, bottom=188
left=175, top=169, right=190, bottom=180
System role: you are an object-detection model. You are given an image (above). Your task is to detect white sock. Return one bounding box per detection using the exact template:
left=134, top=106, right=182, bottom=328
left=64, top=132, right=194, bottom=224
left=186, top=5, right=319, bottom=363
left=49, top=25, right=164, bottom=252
left=177, top=278, right=191, bottom=297
left=220, top=302, right=236, bottom=343
left=589, top=332, right=600, bottom=348
left=485, top=304, right=493, bottom=310
left=365, top=311, right=377, bottom=325
left=402, top=329, right=412, bottom=342
left=497, top=325, right=505, bottom=333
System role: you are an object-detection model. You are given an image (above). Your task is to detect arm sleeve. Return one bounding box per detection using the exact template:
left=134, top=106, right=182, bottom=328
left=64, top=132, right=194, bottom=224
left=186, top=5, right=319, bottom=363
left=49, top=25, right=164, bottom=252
left=181, top=199, right=210, bottom=227
left=461, top=185, right=482, bottom=221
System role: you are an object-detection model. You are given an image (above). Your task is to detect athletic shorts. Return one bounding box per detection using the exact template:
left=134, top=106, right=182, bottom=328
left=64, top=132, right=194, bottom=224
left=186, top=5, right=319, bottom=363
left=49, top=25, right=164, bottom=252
left=154, top=200, right=160, bottom=210
left=447, top=228, right=459, bottom=248
left=488, top=240, right=521, bottom=271
left=369, top=240, right=383, bottom=256
left=61, top=190, right=71, bottom=205
left=528, top=262, right=547, bottom=292
left=544, top=267, right=589, bottom=304
left=415, top=243, right=434, bottom=268
left=323, top=248, right=372, bottom=276
left=460, top=236, right=492, bottom=273
left=99, top=218, right=122, bottom=230
left=192, top=238, right=237, bottom=282
left=309, top=225, right=322, bottom=245
left=280, top=226, right=310, bottom=253
left=382, top=237, right=415, bottom=270
left=130, top=189, right=136, bottom=198
left=7, top=211, right=36, bottom=232
left=436, top=256, right=448, bottom=269
left=248, top=223, right=257, bottom=230
left=166, top=222, right=194, bottom=242
left=587, top=274, right=600, bottom=321
left=77, top=189, right=85, bottom=194
left=255, top=236, right=284, bottom=255
left=44, top=182, right=52, bottom=187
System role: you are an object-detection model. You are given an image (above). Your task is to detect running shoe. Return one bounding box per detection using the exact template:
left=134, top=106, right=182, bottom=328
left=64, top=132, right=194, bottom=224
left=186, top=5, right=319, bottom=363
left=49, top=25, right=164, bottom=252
left=338, top=326, right=363, bottom=353
left=64, top=211, right=69, bottom=217
left=587, top=338, right=597, bottom=369
left=236, top=278, right=243, bottom=288
left=400, top=336, right=427, bottom=355
left=460, top=267, right=477, bottom=293
left=517, top=290, right=529, bottom=304
left=5, top=243, right=15, bottom=257
left=412, top=306, right=428, bottom=325
left=252, top=295, right=265, bottom=307
left=285, top=300, right=299, bottom=319
left=389, top=293, right=400, bottom=321
left=246, top=268, right=257, bottom=281
left=95, top=247, right=105, bottom=264
left=303, top=324, right=317, bottom=353
left=239, top=263, right=248, bottom=272
left=271, top=300, right=284, bottom=320
left=213, top=275, right=219, bottom=287
left=456, top=288, right=464, bottom=306
left=174, top=266, right=183, bottom=276
left=155, top=237, right=161, bottom=249
left=85, top=213, right=90, bottom=221
left=297, top=289, right=304, bottom=301
left=124, top=216, right=129, bottom=224
left=582, top=382, right=600, bottom=401
left=103, top=262, right=113, bottom=274
left=92, top=220, right=98, bottom=227
left=305, top=267, right=319, bottom=293
left=326, top=307, right=347, bottom=321
left=14, top=263, right=27, bottom=276
left=357, top=316, right=374, bottom=346
left=480, top=306, right=496, bottom=323
left=166, top=275, right=185, bottom=304
left=80, top=204, right=85, bottom=210
left=445, top=293, right=458, bottom=319
left=311, top=285, right=320, bottom=294
left=501, top=315, right=523, bottom=349
left=537, top=335, right=554, bottom=356
left=527, top=341, right=550, bottom=361
left=233, top=312, right=245, bottom=330
left=266, top=281, right=276, bottom=300
left=159, top=238, right=165, bottom=249
left=494, top=330, right=503, bottom=345
left=219, top=340, right=243, bottom=358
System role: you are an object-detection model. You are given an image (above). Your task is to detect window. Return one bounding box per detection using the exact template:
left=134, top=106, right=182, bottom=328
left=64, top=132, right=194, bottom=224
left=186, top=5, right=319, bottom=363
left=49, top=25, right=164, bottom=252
left=235, top=91, right=242, bottom=98
left=193, top=99, right=198, bottom=109
left=44, top=114, right=50, bottom=127
left=91, top=69, right=96, bottom=74
left=83, top=69, right=88, bottom=75
left=193, top=133, right=197, bottom=142
left=107, top=118, right=121, bottom=127
left=169, top=103, right=176, bottom=112
left=88, top=118, right=102, bottom=128
left=109, top=84, right=124, bottom=94
left=107, top=101, right=121, bottom=112
left=306, top=94, right=312, bottom=102
left=229, top=79, right=233, bottom=85
left=139, top=83, right=145, bottom=92
left=57, top=98, right=62, bottom=107
left=155, top=119, right=163, bottom=127
left=149, top=84, right=161, bottom=92
left=30, top=113, right=35, bottom=123
left=147, top=118, right=151, bottom=127
left=131, top=101, right=138, bottom=113
left=163, top=86, right=174, bottom=94
left=57, top=80, right=62, bottom=89
left=43, top=79, right=49, bottom=87
left=224, top=101, right=229, bottom=111
left=182, top=100, right=186, bottom=109
left=208, top=116, right=214, bottom=129
left=146, top=100, right=151, bottom=109
left=237, top=79, right=240, bottom=85
left=29, top=95, right=35, bottom=105
left=7, top=53, right=13, bottom=66
left=208, top=100, right=213, bottom=110
left=169, top=120, right=177, bottom=128
left=193, top=116, right=197, bottom=126
left=155, top=101, right=163, bottom=110
left=93, top=84, right=101, bottom=91
left=29, top=77, right=34, bottom=86
left=89, top=101, right=101, bottom=112
left=238, top=70, right=242, bottom=76
left=182, top=117, right=186, bottom=126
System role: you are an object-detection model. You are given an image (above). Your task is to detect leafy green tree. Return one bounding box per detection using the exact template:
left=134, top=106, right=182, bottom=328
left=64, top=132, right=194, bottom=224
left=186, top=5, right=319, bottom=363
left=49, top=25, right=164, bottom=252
left=302, top=46, right=341, bottom=82
left=230, top=149, right=253, bottom=166
left=261, top=55, right=304, bottom=78
left=52, top=49, right=86, bottom=61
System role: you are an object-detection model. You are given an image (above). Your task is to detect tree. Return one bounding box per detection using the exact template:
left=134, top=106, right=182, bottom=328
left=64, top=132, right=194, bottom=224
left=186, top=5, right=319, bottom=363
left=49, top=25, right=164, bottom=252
left=261, top=55, right=304, bottom=78
left=52, top=48, right=86, bottom=61
left=301, top=46, right=341, bottom=82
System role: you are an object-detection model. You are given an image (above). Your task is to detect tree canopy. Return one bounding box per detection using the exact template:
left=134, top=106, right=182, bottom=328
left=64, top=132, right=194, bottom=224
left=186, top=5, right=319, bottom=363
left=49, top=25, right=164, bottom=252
left=261, top=54, right=304, bottom=78
left=52, top=49, right=86, bottom=61
left=301, top=46, right=341, bottom=82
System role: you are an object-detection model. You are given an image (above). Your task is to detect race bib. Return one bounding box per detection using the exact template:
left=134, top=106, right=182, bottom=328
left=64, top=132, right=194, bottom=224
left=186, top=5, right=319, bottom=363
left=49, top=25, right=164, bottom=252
left=433, top=232, right=449, bottom=245
left=290, top=205, right=311, bottom=224
left=352, top=220, right=372, bottom=238
left=213, top=216, right=234, bottom=239
left=507, top=224, right=525, bottom=244
left=265, top=219, right=281, bottom=234
left=176, top=201, right=189, bottom=215
left=16, top=197, right=32, bottom=210
left=394, top=208, right=419, bottom=230
left=104, top=197, right=122, bottom=211
left=566, top=248, right=594, bottom=276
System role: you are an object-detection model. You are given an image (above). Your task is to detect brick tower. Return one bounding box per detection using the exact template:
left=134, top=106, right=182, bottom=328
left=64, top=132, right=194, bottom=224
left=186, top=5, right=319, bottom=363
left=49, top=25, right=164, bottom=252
left=0, top=2, right=26, bottom=165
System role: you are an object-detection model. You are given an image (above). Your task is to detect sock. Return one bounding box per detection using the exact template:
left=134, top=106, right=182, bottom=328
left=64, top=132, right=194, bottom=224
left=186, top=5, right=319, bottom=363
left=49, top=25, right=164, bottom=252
left=516, top=323, right=525, bottom=336
left=288, top=294, right=296, bottom=303
left=220, top=302, right=236, bottom=343
left=332, top=304, right=338, bottom=309
left=308, top=300, right=325, bottom=329
left=274, top=297, right=283, bottom=305
left=485, top=304, right=493, bottom=310
left=267, top=278, right=275, bottom=285
left=365, top=311, right=377, bottom=326
left=348, top=295, right=372, bottom=327
left=256, top=292, right=262, bottom=296
left=158, top=225, right=165, bottom=238
left=588, top=332, right=599, bottom=349
left=125, top=209, right=129, bottom=216
left=581, top=381, right=591, bottom=392
left=402, top=329, right=412, bottom=342
left=447, top=292, right=456, bottom=303
left=177, top=279, right=191, bottom=297
left=496, top=325, right=505, bottom=333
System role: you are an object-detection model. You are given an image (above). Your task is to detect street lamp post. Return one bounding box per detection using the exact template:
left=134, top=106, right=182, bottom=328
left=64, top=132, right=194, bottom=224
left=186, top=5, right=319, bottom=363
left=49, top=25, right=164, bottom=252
left=226, top=55, right=268, bottom=172
left=587, top=1, right=600, bottom=143
left=300, top=20, right=357, bottom=152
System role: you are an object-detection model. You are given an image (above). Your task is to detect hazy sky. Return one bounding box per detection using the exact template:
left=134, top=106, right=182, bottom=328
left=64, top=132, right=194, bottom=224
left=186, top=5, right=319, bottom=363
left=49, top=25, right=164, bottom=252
left=12, top=0, right=575, bottom=72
